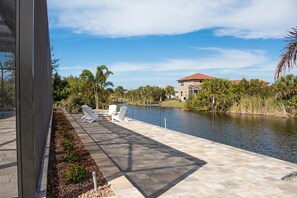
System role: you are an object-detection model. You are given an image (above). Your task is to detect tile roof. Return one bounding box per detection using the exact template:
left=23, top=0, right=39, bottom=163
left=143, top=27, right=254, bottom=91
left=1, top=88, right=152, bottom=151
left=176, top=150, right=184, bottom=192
left=178, top=73, right=214, bottom=81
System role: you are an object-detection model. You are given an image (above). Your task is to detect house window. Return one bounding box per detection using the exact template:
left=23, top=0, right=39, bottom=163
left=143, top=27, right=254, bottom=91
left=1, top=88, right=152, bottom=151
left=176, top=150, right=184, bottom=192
left=180, top=91, right=183, bottom=97
left=180, top=82, right=184, bottom=86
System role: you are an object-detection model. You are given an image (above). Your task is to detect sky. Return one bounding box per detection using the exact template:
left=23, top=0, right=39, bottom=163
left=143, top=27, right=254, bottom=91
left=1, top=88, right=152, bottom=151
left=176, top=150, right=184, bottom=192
left=48, top=0, right=297, bottom=89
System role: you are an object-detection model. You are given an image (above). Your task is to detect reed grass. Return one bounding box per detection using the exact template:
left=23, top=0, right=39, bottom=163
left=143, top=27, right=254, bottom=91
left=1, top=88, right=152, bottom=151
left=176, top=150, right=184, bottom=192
left=229, top=96, right=288, bottom=117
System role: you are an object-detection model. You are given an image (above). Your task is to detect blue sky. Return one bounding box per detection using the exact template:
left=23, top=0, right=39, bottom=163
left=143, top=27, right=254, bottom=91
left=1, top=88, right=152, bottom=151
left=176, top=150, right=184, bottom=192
left=48, top=0, right=297, bottom=89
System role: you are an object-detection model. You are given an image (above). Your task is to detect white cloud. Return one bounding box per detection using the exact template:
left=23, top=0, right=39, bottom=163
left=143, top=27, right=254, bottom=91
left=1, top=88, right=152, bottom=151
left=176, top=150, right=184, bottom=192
left=48, top=0, right=297, bottom=39
left=109, top=47, right=272, bottom=72
left=59, top=66, right=85, bottom=71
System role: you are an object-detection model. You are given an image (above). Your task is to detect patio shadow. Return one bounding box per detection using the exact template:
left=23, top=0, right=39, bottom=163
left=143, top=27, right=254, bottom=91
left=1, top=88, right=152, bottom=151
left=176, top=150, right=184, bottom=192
left=73, top=115, right=206, bottom=198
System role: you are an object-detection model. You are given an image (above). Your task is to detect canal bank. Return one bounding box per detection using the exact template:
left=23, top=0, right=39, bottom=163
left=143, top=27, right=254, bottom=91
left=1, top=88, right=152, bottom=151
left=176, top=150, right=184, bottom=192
left=69, top=113, right=297, bottom=197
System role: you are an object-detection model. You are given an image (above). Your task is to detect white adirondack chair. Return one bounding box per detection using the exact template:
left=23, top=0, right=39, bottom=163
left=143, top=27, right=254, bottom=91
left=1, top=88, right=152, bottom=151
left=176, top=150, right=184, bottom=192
left=99, top=105, right=117, bottom=116
left=82, top=106, right=98, bottom=123
left=112, top=106, right=128, bottom=123
left=81, top=105, right=89, bottom=119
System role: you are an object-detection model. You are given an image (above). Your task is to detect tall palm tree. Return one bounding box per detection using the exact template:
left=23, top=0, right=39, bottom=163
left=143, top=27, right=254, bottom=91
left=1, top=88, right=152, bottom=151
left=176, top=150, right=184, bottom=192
left=80, top=65, right=113, bottom=109
left=275, top=27, right=297, bottom=80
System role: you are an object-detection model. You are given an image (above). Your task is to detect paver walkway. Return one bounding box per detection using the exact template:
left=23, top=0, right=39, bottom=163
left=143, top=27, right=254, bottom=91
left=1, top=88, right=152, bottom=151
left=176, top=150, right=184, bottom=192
left=70, top=114, right=297, bottom=197
left=0, top=117, right=17, bottom=198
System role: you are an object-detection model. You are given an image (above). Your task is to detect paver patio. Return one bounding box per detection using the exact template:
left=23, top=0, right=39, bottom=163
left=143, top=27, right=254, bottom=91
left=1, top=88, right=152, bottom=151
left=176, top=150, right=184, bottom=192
left=0, top=117, right=17, bottom=198
left=69, top=113, right=297, bottom=197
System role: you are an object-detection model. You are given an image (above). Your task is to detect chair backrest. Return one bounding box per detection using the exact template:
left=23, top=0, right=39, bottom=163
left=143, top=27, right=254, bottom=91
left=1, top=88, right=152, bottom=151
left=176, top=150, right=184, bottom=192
left=84, top=106, right=93, bottom=119
left=118, top=106, right=128, bottom=120
left=82, top=105, right=89, bottom=116
left=108, top=105, right=117, bottom=115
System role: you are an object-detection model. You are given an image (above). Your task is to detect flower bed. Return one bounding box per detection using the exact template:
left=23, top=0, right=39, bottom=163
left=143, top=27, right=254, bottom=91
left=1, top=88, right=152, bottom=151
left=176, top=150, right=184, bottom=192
left=47, top=109, right=114, bottom=197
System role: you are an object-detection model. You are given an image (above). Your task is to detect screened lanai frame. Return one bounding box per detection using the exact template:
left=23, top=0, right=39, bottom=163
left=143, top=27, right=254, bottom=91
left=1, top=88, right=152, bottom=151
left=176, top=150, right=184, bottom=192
left=1, top=0, right=52, bottom=197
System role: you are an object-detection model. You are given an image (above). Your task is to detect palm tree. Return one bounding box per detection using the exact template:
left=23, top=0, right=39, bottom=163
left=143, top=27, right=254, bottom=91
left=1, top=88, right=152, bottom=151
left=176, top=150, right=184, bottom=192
left=274, top=74, right=297, bottom=100
left=275, top=27, right=297, bottom=80
left=80, top=65, right=113, bottom=109
left=165, top=85, right=175, bottom=98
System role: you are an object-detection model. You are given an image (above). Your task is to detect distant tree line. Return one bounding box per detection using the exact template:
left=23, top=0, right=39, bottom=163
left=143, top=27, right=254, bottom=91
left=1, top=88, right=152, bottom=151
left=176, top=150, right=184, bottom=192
left=124, top=85, right=175, bottom=105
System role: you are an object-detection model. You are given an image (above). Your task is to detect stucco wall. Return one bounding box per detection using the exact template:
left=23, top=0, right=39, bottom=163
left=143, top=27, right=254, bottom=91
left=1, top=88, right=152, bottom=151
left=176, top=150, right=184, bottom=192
left=177, top=80, right=204, bottom=100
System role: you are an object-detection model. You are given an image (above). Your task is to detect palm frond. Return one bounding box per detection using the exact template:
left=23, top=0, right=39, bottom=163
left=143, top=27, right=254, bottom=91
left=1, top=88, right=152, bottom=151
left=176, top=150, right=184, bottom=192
left=80, top=69, right=95, bottom=82
left=104, top=81, right=114, bottom=88
left=275, top=27, right=297, bottom=80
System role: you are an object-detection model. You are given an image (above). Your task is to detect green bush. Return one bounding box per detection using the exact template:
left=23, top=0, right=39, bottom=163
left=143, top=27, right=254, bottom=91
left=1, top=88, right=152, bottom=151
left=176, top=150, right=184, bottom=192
left=63, top=151, right=79, bottom=163
left=59, top=125, right=68, bottom=134
left=61, top=139, right=75, bottom=151
left=64, top=163, right=88, bottom=184
left=63, top=94, right=84, bottom=114
left=60, top=119, right=69, bottom=127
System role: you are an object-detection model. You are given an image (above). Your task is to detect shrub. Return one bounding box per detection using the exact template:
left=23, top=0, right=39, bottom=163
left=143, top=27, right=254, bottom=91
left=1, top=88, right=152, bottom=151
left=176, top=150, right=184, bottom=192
left=61, top=139, right=75, bottom=151
left=64, top=163, right=88, bottom=184
left=63, top=151, right=79, bottom=163
left=59, top=125, right=68, bottom=134
left=63, top=94, right=84, bottom=114
left=60, top=119, right=69, bottom=127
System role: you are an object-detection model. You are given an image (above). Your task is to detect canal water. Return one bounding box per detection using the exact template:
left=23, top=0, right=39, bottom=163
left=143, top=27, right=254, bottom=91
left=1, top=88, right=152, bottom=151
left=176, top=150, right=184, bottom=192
left=122, top=104, right=297, bottom=163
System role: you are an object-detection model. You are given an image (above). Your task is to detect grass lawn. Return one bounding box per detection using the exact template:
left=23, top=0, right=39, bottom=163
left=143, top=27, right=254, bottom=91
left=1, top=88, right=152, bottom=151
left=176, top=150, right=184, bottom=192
left=160, top=100, right=186, bottom=108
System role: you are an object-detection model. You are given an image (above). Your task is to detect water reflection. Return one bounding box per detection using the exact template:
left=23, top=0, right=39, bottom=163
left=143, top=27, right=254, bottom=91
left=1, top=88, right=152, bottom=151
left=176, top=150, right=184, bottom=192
left=123, top=104, right=297, bottom=163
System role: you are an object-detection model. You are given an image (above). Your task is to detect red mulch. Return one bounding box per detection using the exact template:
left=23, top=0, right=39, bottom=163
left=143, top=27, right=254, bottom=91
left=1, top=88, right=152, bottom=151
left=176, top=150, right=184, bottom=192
left=47, top=109, right=115, bottom=198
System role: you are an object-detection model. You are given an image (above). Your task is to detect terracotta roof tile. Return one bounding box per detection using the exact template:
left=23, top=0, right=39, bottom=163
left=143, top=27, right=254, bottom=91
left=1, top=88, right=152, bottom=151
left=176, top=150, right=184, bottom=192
left=178, top=73, right=214, bottom=81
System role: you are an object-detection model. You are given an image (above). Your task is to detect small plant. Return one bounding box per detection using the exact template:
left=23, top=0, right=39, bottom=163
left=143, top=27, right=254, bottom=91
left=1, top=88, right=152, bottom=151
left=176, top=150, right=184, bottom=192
left=59, top=125, right=68, bottom=134
left=60, top=120, right=69, bottom=127
left=61, top=139, right=76, bottom=151
left=64, top=163, right=88, bottom=184
left=62, top=131, right=74, bottom=139
left=63, top=151, right=79, bottom=163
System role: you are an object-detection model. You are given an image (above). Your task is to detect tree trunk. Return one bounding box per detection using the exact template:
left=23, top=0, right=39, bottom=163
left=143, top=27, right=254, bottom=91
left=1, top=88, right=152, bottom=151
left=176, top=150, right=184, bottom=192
left=95, top=92, right=99, bottom=110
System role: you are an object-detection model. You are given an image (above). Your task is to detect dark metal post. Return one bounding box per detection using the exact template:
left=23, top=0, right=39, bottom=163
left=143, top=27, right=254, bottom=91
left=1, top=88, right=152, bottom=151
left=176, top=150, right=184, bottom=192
left=16, top=0, right=36, bottom=197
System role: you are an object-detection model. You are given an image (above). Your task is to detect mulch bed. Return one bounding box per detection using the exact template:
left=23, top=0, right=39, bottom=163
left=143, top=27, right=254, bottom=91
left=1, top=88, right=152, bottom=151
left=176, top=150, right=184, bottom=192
left=47, top=108, right=115, bottom=198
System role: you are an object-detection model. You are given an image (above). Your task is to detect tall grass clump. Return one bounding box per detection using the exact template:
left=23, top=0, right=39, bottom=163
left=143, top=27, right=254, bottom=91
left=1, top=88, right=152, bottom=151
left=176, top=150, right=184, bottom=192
left=229, top=96, right=287, bottom=117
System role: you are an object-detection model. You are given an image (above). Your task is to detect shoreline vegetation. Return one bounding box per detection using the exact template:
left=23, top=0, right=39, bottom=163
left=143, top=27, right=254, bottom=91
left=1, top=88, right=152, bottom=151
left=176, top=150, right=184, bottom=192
left=186, top=77, right=297, bottom=118
left=126, top=99, right=291, bottom=118
left=228, top=96, right=289, bottom=118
